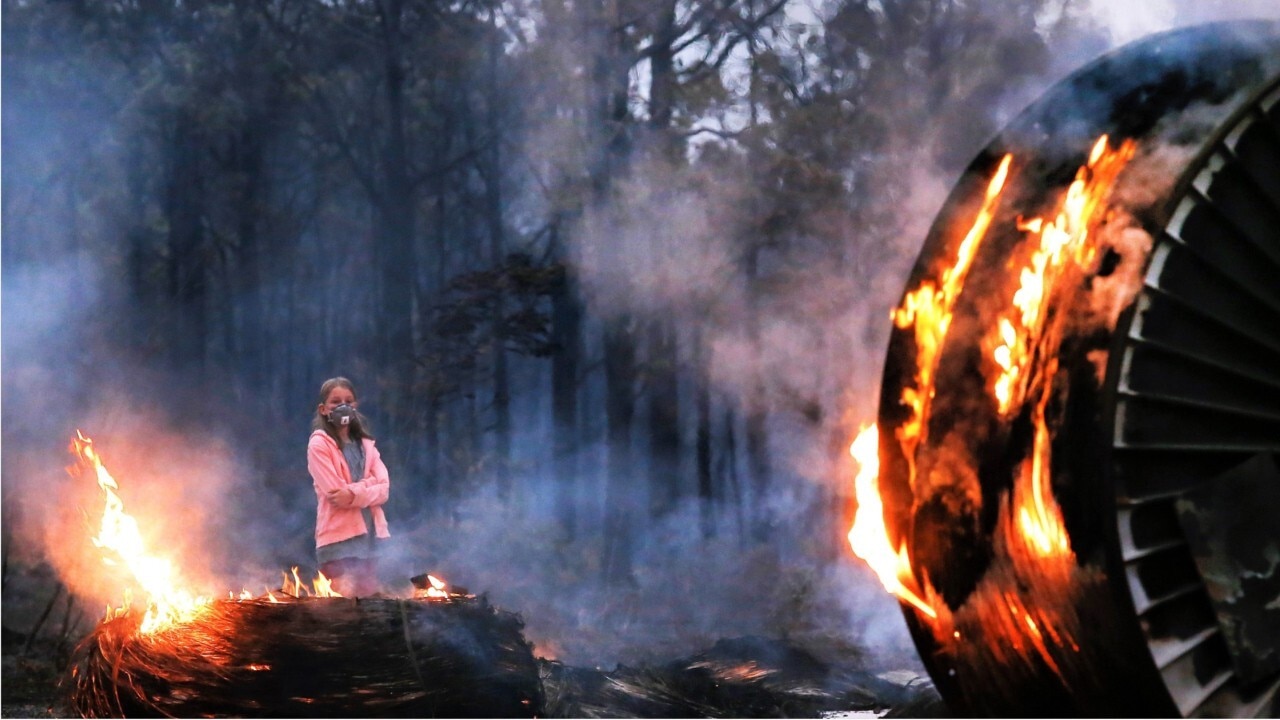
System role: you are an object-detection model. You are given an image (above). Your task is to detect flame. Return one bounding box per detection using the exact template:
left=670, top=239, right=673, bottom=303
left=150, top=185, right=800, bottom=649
left=847, top=425, right=936, bottom=619
left=992, top=136, right=1133, bottom=561
left=70, top=431, right=211, bottom=633
left=312, top=571, right=344, bottom=598
left=991, top=136, right=1135, bottom=415
left=417, top=573, right=453, bottom=600
left=847, top=156, right=1011, bottom=619
left=274, top=567, right=343, bottom=598
left=848, top=137, right=1132, bottom=635
left=892, top=155, right=1012, bottom=480
left=70, top=432, right=364, bottom=636
left=1014, top=359, right=1071, bottom=558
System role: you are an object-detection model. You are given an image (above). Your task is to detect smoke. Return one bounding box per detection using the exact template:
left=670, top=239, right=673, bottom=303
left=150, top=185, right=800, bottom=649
left=1, top=7, right=336, bottom=628
left=0, top=108, right=299, bottom=626
left=469, top=0, right=1280, bottom=674
left=0, top=248, right=296, bottom=615
left=372, top=469, right=918, bottom=668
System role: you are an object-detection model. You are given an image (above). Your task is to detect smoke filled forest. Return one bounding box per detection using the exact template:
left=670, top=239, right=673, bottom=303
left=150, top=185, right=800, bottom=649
left=3, top=0, right=1277, bottom=715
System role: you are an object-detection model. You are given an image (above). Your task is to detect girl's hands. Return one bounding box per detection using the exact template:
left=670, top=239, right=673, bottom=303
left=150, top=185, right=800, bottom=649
left=326, top=486, right=356, bottom=507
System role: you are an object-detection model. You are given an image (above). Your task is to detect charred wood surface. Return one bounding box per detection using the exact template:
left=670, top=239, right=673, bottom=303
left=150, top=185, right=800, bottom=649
left=68, top=596, right=543, bottom=718
left=540, top=636, right=943, bottom=719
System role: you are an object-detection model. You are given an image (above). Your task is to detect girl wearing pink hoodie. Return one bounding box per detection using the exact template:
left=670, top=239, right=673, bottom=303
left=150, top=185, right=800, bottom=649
left=307, top=377, right=391, bottom=596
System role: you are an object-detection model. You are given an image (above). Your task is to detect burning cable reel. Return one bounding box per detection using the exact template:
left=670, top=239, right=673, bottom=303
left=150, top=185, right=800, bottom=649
left=861, top=20, right=1280, bottom=717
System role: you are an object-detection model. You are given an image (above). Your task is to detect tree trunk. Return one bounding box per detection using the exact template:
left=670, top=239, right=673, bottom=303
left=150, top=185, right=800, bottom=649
left=643, top=0, right=682, bottom=518
left=588, top=0, right=639, bottom=577
left=165, top=117, right=207, bottom=373
left=229, top=1, right=270, bottom=397
left=233, top=120, right=267, bottom=394
left=695, top=329, right=715, bottom=539
left=550, top=227, right=582, bottom=539
left=486, top=11, right=512, bottom=497
left=602, top=319, right=637, bottom=585
left=646, top=319, right=681, bottom=517
left=374, top=0, right=416, bottom=460
left=721, top=406, right=747, bottom=544
left=126, top=139, right=155, bottom=355
left=744, top=244, right=771, bottom=542
left=647, top=0, right=679, bottom=160
left=743, top=0, right=771, bottom=542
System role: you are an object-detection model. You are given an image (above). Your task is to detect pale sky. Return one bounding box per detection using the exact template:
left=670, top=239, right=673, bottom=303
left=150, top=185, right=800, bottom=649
left=1088, top=0, right=1280, bottom=46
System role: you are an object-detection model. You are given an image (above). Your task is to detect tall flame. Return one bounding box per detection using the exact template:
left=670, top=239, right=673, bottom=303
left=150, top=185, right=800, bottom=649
left=848, top=155, right=1012, bottom=618
left=70, top=431, right=210, bottom=633
left=892, top=154, right=1012, bottom=479
left=992, top=136, right=1136, bottom=415
left=847, top=424, right=936, bottom=618
left=312, top=570, right=344, bottom=598
left=1015, top=358, right=1071, bottom=559
left=71, top=432, right=358, bottom=635
left=993, top=136, right=1134, bottom=561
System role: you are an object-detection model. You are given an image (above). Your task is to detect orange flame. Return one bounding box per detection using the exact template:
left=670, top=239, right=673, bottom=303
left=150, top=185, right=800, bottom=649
left=848, top=156, right=1012, bottom=619
left=992, top=136, right=1135, bottom=415
left=313, top=570, right=344, bottom=598
left=426, top=573, right=449, bottom=599
left=846, top=425, right=936, bottom=619
left=892, top=154, right=1012, bottom=480
left=71, top=432, right=363, bottom=634
left=413, top=573, right=454, bottom=600
left=70, top=431, right=211, bottom=633
left=849, top=138, right=1131, bottom=629
left=992, top=136, right=1133, bottom=560
left=1015, top=359, right=1071, bottom=559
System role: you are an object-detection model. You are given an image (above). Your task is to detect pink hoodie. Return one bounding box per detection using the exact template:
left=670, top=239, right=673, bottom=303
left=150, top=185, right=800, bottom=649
left=307, top=429, right=391, bottom=548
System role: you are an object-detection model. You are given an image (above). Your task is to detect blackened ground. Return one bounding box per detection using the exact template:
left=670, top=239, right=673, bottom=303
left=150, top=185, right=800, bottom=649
left=1, top=648, right=72, bottom=718
left=541, top=635, right=945, bottom=718
left=3, top=631, right=943, bottom=719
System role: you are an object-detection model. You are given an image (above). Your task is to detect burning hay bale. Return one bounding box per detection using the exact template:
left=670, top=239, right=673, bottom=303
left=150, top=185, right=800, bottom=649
left=69, top=595, right=544, bottom=718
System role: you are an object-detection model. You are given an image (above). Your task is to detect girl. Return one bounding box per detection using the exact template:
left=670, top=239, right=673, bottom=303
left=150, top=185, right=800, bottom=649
left=307, top=376, right=391, bottom=596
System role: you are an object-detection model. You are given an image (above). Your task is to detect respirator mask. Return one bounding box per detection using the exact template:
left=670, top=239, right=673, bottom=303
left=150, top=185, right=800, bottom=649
left=328, top=403, right=356, bottom=427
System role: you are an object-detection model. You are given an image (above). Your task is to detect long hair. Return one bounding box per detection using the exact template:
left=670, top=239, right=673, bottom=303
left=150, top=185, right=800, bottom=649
left=311, top=377, right=375, bottom=444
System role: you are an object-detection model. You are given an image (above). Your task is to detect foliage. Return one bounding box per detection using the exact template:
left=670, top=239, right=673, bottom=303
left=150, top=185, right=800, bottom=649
left=420, top=253, right=560, bottom=401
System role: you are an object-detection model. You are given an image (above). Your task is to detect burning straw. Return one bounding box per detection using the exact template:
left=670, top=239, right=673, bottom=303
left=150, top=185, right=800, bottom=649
left=69, top=594, right=544, bottom=718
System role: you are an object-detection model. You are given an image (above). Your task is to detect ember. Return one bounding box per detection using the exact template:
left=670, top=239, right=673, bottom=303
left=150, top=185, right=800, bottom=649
left=69, top=596, right=544, bottom=718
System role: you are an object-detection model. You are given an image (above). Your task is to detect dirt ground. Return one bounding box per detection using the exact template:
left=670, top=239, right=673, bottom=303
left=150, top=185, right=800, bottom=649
left=1, top=651, right=71, bottom=718
left=2, top=559, right=82, bottom=719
